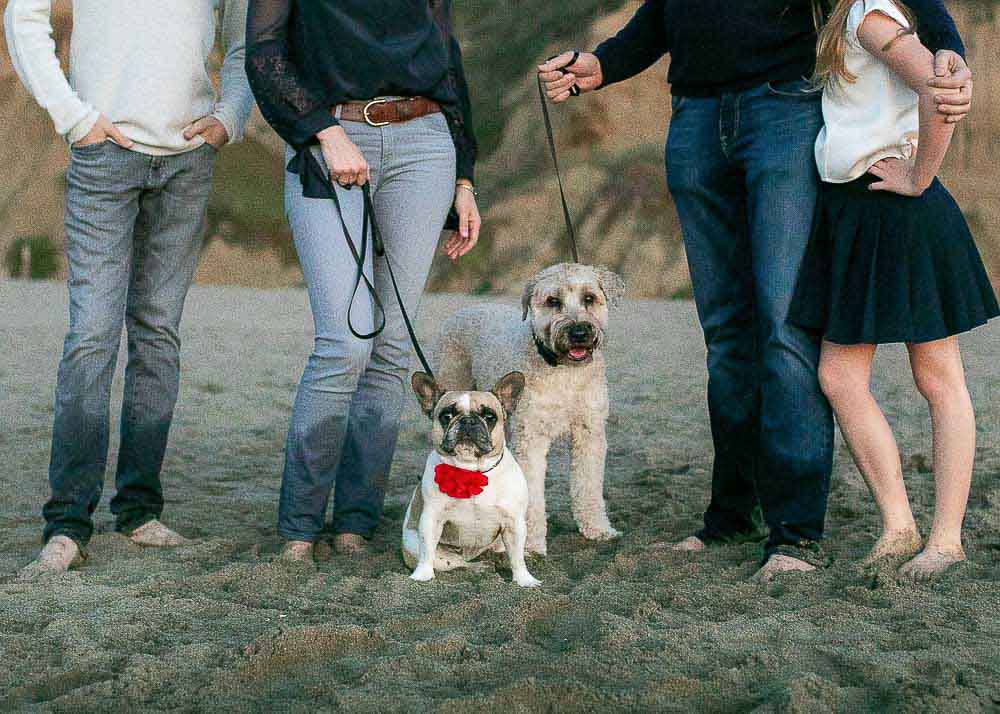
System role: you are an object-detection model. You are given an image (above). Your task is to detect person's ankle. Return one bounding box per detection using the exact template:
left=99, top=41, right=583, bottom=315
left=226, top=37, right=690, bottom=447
left=281, top=540, right=315, bottom=564
left=334, top=533, right=370, bottom=556
left=882, top=520, right=919, bottom=536
left=923, top=537, right=964, bottom=555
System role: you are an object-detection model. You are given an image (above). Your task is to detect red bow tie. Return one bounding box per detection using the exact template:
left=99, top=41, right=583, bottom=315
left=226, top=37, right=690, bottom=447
left=434, top=463, right=489, bottom=499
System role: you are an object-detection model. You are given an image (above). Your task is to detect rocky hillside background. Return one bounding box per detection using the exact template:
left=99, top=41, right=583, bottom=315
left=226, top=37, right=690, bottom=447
left=2, top=1, right=998, bottom=297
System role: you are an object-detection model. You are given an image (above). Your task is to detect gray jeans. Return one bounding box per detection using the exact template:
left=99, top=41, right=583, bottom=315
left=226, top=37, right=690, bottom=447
left=44, top=142, right=215, bottom=546
left=279, top=113, right=456, bottom=542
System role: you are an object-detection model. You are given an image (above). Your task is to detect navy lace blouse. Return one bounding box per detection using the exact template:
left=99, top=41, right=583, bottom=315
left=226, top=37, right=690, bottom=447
left=245, top=0, right=477, bottom=186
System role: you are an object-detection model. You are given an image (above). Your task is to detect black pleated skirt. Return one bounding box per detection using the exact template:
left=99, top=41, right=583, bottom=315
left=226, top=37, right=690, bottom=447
left=789, top=175, right=999, bottom=345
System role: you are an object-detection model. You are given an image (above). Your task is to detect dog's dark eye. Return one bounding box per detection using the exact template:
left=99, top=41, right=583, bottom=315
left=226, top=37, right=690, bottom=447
left=438, top=409, right=454, bottom=426
left=545, top=296, right=562, bottom=309
left=479, top=408, right=497, bottom=426
left=583, top=293, right=597, bottom=307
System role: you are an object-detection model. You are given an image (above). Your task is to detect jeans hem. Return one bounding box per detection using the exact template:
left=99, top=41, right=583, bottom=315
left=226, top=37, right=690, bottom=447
left=761, top=539, right=831, bottom=567
left=332, top=527, right=375, bottom=540
left=115, top=512, right=161, bottom=536
left=278, top=529, right=319, bottom=544
left=696, top=527, right=767, bottom=545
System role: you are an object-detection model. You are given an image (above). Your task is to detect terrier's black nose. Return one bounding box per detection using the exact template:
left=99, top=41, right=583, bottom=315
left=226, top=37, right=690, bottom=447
left=568, top=323, right=593, bottom=342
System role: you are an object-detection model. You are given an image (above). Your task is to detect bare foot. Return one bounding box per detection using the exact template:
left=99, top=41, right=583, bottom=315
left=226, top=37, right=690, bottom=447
left=862, top=528, right=923, bottom=566
left=658, top=535, right=706, bottom=552
left=334, top=533, right=370, bottom=557
left=129, top=520, right=190, bottom=547
left=313, top=540, right=334, bottom=562
left=578, top=522, right=621, bottom=541
left=752, top=554, right=816, bottom=583
left=17, top=536, right=84, bottom=581
left=899, top=546, right=966, bottom=581
left=280, top=540, right=315, bottom=565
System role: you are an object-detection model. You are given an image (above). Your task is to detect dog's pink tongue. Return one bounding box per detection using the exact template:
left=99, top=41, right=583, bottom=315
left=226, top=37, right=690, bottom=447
left=569, top=348, right=589, bottom=360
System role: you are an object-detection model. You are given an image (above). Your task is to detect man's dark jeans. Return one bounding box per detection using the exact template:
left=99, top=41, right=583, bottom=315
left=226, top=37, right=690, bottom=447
left=665, top=79, right=834, bottom=555
left=44, top=142, right=215, bottom=547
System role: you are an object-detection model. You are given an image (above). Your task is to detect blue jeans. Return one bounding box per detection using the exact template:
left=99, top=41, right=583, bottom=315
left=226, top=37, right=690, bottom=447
left=666, top=80, right=834, bottom=554
left=45, top=142, right=216, bottom=547
left=278, top=113, right=456, bottom=542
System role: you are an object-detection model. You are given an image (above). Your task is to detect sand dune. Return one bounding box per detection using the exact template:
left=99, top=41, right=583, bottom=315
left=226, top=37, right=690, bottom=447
left=1, top=282, right=998, bottom=711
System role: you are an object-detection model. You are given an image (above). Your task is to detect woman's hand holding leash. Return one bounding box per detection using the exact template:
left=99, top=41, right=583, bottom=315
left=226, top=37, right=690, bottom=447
left=443, top=179, right=481, bottom=260
left=317, top=125, right=370, bottom=187
left=538, top=51, right=603, bottom=103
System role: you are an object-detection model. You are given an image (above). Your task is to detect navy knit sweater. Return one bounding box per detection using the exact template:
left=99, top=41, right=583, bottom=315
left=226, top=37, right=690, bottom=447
left=593, top=0, right=965, bottom=96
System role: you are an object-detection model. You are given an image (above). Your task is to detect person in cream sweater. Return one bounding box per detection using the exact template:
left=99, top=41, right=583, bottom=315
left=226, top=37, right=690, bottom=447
left=5, top=0, right=255, bottom=578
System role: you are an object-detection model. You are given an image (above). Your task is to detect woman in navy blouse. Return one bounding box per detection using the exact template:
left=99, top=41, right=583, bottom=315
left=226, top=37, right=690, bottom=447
left=246, top=0, right=481, bottom=562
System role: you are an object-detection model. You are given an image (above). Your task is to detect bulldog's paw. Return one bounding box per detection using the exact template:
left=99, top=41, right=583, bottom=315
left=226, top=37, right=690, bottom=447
left=579, top=523, right=621, bottom=541
left=514, top=571, right=542, bottom=588
left=409, top=566, right=435, bottom=582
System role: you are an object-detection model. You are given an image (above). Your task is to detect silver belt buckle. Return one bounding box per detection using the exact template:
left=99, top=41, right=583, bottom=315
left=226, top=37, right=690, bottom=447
left=362, top=98, right=391, bottom=127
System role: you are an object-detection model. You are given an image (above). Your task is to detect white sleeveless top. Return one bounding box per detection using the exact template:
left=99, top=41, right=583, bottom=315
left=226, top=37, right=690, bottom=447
left=814, top=0, right=919, bottom=183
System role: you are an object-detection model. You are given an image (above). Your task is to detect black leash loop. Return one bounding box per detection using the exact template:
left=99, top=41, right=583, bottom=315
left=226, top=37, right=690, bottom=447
left=537, top=51, right=580, bottom=263
left=328, top=181, right=436, bottom=380
left=361, top=185, right=436, bottom=381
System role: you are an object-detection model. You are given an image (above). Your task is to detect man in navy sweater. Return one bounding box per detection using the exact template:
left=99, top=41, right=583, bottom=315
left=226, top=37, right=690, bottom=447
left=540, top=0, right=972, bottom=581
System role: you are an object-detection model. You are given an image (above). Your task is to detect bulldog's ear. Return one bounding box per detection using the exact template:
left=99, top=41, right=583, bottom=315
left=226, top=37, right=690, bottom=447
left=596, top=267, right=626, bottom=306
left=411, top=372, right=442, bottom=417
left=520, top=276, right=538, bottom=321
left=492, top=371, right=526, bottom=414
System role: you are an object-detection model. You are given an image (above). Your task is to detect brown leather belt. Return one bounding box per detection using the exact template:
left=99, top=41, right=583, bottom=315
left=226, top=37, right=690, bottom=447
left=333, top=97, right=442, bottom=127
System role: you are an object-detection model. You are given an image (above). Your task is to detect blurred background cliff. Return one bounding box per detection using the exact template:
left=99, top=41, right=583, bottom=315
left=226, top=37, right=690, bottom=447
left=1, top=0, right=997, bottom=297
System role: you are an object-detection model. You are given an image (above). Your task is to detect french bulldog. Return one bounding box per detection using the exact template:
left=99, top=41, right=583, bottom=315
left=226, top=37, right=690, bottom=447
left=402, top=371, right=541, bottom=587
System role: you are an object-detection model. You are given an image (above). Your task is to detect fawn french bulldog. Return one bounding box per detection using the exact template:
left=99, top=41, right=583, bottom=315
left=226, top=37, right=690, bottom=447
left=402, top=371, right=541, bottom=587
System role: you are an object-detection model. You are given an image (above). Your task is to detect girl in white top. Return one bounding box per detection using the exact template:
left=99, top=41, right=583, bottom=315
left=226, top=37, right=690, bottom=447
left=790, top=0, right=998, bottom=578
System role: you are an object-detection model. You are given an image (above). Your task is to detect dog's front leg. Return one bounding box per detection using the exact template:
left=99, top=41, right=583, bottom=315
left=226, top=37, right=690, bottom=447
left=513, top=434, right=551, bottom=556
left=501, top=516, right=541, bottom=588
left=410, top=506, right=444, bottom=582
left=570, top=417, right=620, bottom=541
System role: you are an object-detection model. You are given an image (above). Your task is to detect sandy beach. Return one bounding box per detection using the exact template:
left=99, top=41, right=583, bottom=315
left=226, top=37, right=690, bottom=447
left=1, top=280, right=998, bottom=711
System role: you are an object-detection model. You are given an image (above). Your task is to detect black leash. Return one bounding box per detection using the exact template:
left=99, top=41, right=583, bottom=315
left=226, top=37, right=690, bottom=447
left=537, top=51, right=581, bottom=264
left=328, top=181, right=436, bottom=380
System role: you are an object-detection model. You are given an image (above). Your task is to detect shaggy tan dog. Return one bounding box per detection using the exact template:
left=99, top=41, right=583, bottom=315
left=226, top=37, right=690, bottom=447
left=436, top=263, right=625, bottom=555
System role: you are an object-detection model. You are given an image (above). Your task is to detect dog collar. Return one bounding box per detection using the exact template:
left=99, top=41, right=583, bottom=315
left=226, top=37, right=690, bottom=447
left=532, top=332, right=560, bottom=367
left=434, top=453, right=504, bottom=499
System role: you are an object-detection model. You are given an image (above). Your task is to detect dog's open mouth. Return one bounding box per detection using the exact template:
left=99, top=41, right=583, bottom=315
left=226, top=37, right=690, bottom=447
left=566, top=347, right=592, bottom=362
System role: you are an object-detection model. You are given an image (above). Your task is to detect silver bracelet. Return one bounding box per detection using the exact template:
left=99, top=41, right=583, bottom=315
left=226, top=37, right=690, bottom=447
left=456, top=183, right=478, bottom=198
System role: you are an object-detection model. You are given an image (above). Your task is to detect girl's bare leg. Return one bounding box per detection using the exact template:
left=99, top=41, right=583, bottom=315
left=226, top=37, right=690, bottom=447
left=818, top=342, right=922, bottom=564
left=900, top=338, right=974, bottom=579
